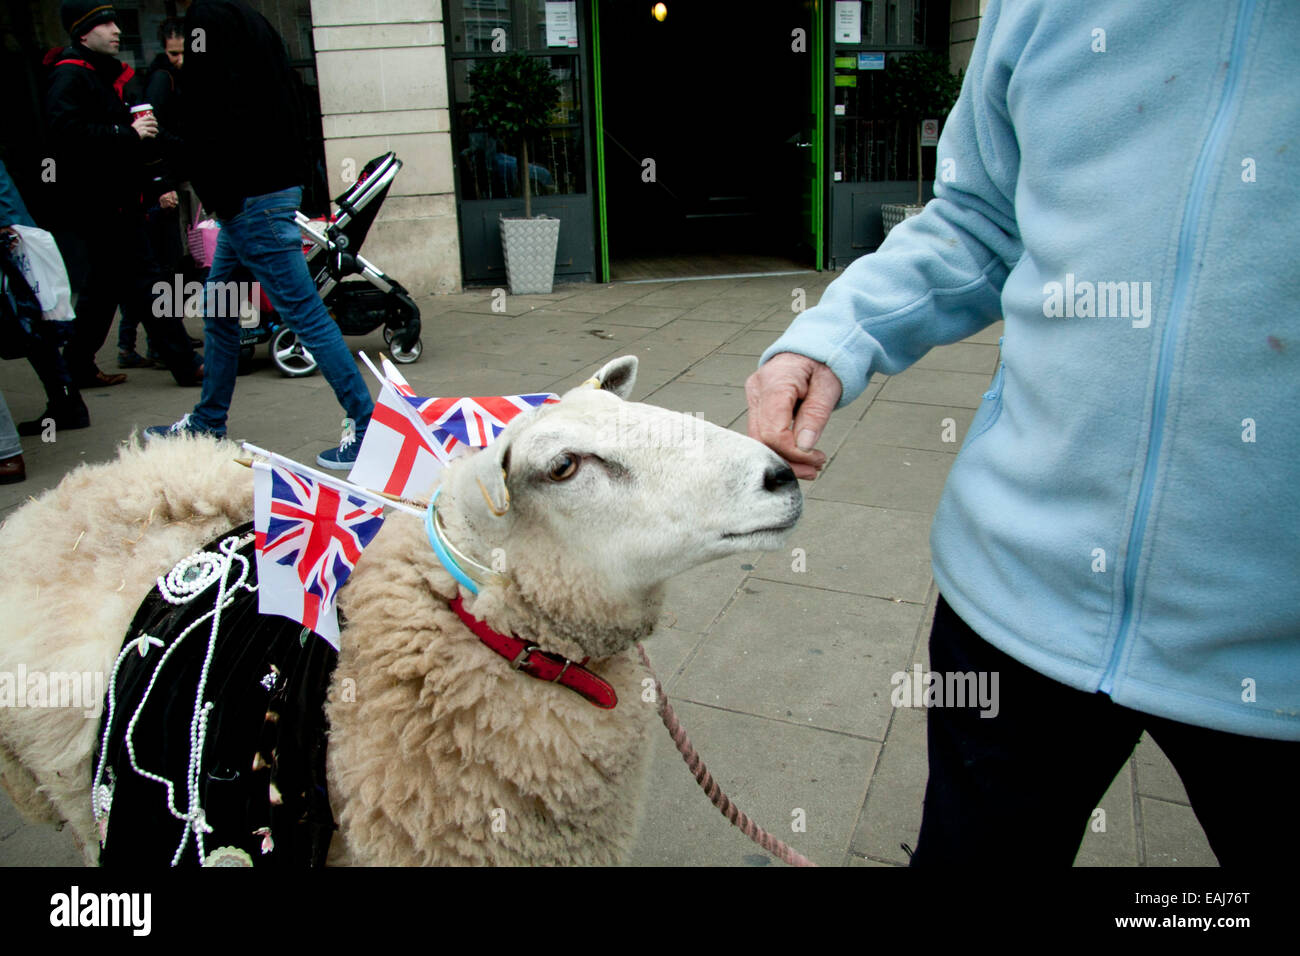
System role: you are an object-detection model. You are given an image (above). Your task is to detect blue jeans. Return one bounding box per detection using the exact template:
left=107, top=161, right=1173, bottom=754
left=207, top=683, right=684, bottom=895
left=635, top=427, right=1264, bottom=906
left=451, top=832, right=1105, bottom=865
left=189, top=187, right=373, bottom=436
left=0, top=391, right=21, bottom=459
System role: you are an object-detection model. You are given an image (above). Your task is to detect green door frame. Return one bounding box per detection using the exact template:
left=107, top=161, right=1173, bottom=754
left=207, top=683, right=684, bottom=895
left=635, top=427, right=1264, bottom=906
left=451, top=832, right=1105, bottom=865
left=588, top=0, right=824, bottom=281
left=811, top=0, right=825, bottom=270
left=591, top=0, right=610, bottom=283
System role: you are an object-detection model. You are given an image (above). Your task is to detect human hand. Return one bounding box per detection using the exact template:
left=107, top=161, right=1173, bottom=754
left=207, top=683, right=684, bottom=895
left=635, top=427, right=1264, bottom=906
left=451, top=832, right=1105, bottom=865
left=745, top=352, right=842, bottom=480
left=131, top=114, right=158, bottom=139
left=159, top=191, right=179, bottom=209
left=0, top=226, right=16, bottom=250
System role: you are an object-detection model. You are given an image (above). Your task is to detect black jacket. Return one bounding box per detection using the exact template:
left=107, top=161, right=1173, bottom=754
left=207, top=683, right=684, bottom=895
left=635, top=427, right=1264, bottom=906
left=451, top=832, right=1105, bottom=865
left=144, top=51, right=183, bottom=129
left=142, top=52, right=185, bottom=199
left=42, top=43, right=145, bottom=230
left=183, top=0, right=309, bottom=219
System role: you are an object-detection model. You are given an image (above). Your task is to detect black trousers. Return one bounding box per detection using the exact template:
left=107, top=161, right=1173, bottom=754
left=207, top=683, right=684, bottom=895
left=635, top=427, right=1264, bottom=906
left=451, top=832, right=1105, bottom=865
left=910, top=595, right=1298, bottom=866
left=23, top=318, right=76, bottom=406
left=58, top=214, right=198, bottom=385
left=118, top=203, right=185, bottom=355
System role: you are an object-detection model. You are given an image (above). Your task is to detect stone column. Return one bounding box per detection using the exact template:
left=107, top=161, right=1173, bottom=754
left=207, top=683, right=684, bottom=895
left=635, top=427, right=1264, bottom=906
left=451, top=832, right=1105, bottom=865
left=949, top=0, right=987, bottom=74
left=310, top=0, right=461, bottom=296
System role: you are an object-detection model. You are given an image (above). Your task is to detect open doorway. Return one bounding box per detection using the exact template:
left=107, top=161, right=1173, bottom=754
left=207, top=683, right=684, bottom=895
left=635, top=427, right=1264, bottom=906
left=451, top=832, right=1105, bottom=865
left=598, top=0, right=815, bottom=280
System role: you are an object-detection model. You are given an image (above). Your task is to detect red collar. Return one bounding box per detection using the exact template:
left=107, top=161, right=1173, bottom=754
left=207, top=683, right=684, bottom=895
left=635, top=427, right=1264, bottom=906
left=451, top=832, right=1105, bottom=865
left=450, top=595, right=618, bottom=709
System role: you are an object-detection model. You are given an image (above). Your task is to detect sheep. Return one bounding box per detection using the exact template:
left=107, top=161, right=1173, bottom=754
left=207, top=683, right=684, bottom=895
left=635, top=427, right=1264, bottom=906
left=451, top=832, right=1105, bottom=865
left=0, top=356, right=802, bottom=865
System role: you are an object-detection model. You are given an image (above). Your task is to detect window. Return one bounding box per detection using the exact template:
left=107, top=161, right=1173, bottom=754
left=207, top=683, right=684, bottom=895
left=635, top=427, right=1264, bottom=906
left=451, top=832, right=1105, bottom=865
left=450, top=55, right=586, bottom=201
left=831, top=0, right=940, bottom=184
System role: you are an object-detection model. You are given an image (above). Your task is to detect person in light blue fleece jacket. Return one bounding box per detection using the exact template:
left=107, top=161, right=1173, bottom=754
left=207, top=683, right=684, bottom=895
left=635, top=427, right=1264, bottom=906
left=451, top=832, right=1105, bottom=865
left=748, top=0, right=1297, bottom=864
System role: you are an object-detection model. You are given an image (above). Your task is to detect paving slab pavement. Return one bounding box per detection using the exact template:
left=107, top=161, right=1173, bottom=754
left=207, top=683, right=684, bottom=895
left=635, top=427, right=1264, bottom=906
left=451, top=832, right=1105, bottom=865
left=0, top=273, right=1214, bottom=867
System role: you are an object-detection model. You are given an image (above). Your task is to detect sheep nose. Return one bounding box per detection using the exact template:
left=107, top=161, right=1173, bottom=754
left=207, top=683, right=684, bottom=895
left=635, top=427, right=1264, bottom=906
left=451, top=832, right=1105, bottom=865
left=763, top=462, right=797, bottom=493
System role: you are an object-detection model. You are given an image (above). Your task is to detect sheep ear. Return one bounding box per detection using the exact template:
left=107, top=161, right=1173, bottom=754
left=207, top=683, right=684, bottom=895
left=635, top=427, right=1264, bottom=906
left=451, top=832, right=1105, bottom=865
left=588, top=355, right=638, bottom=399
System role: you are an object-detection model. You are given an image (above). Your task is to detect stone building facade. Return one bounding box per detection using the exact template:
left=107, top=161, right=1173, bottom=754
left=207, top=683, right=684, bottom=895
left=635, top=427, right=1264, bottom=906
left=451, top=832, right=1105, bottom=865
left=5, top=0, right=983, bottom=293
left=310, top=0, right=460, bottom=297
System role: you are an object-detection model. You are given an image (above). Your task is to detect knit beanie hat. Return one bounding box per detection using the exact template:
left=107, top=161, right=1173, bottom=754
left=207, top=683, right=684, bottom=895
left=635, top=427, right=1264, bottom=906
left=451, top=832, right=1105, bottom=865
left=62, top=2, right=118, bottom=39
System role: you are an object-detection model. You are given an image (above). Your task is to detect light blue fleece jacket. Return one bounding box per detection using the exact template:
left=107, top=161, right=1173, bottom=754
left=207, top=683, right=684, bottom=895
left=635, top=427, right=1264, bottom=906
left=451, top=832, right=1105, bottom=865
left=761, top=0, right=1299, bottom=740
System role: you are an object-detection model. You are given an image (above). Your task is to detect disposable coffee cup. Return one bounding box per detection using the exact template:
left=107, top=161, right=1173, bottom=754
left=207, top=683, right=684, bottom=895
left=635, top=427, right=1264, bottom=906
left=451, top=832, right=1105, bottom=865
left=130, top=103, right=155, bottom=121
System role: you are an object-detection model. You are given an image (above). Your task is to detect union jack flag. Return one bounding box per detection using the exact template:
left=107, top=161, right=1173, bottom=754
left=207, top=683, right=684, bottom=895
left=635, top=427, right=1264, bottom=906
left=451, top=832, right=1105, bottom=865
left=409, top=393, right=559, bottom=452
left=253, top=463, right=386, bottom=647
left=348, top=367, right=557, bottom=499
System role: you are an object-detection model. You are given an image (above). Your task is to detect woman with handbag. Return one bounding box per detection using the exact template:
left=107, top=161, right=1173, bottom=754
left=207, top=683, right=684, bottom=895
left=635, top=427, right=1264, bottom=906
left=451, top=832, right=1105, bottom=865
left=0, top=160, right=88, bottom=451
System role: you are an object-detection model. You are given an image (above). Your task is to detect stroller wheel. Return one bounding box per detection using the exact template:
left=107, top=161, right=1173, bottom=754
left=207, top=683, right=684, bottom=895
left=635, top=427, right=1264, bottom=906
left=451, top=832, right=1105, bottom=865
left=271, top=326, right=318, bottom=377
left=383, top=328, right=423, bottom=364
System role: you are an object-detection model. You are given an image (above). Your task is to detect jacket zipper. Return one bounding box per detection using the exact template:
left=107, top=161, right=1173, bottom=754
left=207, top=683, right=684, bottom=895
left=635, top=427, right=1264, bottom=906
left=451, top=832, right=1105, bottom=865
left=1099, top=0, right=1257, bottom=696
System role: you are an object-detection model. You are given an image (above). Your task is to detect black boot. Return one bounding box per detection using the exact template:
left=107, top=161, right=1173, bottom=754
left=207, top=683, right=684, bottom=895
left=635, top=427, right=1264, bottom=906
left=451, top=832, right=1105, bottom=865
left=17, top=386, right=90, bottom=436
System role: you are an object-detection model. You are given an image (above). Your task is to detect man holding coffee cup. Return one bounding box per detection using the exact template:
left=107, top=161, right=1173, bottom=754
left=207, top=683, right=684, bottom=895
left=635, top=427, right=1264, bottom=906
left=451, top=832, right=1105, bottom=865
left=41, top=0, right=202, bottom=417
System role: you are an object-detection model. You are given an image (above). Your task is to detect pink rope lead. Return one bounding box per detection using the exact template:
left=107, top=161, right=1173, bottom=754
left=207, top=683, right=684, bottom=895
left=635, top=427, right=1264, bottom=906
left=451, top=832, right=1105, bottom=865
left=636, top=644, right=817, bottom=867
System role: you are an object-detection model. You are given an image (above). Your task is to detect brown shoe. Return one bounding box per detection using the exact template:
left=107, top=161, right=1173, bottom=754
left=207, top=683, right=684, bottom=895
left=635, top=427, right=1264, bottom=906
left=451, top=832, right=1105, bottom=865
left=0, top=454, right=25, bottom=485
left=77, top=370, right=128, bottom=388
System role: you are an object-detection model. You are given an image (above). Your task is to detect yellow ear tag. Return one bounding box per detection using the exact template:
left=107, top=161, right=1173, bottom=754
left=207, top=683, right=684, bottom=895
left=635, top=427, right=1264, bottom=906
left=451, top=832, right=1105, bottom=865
left=582, top=376, right=603, bottom=389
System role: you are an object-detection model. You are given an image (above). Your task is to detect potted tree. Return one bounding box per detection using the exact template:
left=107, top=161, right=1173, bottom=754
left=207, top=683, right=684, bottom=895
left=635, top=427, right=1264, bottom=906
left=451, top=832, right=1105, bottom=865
left=879, top=51, right=963, bottom=236
left=465, top=53, right=564, bottom=294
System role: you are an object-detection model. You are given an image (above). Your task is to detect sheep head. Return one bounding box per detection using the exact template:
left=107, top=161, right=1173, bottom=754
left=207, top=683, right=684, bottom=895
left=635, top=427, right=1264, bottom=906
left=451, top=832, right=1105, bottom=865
left=435, top=356, right=803, bottom=660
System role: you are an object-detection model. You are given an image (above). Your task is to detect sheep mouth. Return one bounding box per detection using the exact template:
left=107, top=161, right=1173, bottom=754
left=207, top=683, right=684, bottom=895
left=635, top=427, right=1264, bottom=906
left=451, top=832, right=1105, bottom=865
left=721, top=520, right=798, bottom=540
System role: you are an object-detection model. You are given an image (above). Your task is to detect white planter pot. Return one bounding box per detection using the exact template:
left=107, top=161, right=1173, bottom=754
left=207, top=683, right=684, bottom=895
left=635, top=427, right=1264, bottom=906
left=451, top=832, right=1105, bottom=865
left=881, top=203, right=926, bottom=237
left=500, top=216, right=561, bottom=295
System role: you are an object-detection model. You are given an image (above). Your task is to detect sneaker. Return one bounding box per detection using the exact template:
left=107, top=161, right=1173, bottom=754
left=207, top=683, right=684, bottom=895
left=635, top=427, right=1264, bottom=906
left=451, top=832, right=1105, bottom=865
left=316, top=419, right=362, bottom=470
left=118, top=350, right=155, bottom=369
left=143, top=413, right=222, bottom=441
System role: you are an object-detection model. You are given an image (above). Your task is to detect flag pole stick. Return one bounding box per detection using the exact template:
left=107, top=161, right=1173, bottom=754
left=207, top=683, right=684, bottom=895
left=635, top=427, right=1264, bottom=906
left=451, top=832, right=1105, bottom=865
left=374, top=489, right=430, bottom=510
left=358, top=350, right=386, bottom=388
left=235, top=458, right=429, bottom=512
left=240, top=442, right=425, bottom=518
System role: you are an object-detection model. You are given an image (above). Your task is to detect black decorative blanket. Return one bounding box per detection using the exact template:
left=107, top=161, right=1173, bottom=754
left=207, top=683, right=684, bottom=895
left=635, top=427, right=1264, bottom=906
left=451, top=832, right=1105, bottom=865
left=94, top=522, right=337, bottom=867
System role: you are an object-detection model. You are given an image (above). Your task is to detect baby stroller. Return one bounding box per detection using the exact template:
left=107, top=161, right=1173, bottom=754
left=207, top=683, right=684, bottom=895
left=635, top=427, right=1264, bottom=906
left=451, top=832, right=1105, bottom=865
left=225, top=152, right=423, bottom=376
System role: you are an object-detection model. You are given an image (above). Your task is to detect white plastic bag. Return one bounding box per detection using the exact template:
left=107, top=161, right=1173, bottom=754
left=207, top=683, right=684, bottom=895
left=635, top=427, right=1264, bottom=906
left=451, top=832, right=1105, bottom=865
left=9, top=225, right=74, bottom=322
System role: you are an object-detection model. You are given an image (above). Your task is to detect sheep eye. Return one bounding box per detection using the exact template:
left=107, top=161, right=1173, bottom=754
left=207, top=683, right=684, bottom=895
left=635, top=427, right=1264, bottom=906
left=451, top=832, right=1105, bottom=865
left=548, top=454, right=579, bottom=481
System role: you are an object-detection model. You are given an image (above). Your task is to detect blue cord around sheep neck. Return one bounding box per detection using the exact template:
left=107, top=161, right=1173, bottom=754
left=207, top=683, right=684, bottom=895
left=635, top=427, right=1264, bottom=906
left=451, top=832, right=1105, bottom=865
left=425, top=486, right=480, bottom=595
